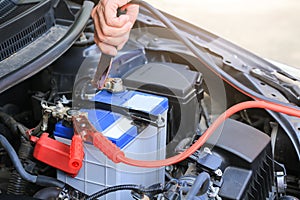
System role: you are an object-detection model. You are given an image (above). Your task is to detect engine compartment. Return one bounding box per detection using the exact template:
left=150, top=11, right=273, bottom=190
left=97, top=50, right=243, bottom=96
left=0, top=1, right=300, bottom=199
left=0, top=42, right=298, bottom=199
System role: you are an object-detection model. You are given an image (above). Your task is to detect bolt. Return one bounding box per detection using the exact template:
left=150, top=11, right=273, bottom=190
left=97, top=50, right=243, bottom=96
left=215, top=169, right=223, bottom=177
left=112, top=78, right=122, bottom=83
left=104, top=82, right=111, bottom=89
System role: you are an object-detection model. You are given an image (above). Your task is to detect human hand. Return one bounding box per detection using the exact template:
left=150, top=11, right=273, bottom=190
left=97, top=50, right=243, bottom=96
left=91, top=0, right=139, bottom=56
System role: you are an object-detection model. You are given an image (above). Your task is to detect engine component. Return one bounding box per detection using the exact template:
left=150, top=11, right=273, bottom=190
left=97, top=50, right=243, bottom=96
left=0, top=111, right=28, bottom=146
left=276, top=171, right=287, bottom=194
left=7, top=171, right=27, bottom=196
left=1, top=0, right=300, bottom=198
left=56, top=90, right=168, bottom=199
left=185, top=172, right=210, bottom=199
left=123, top=62, right=203, bottom=155
left=33, top=187, right=61, bottom=200
left=41, top=101, right=73, bottom=122
left=7, top=139, right=33, bottom=195
left=86, top=184, right=163, bottom=200
left=196, top=148, right=223, bottom=173
left=102, top=78, right=125, bottom=93
left=57, top=186, right=86, bottom=200
left=207, top=119, right=274, bottom=200
left=0, top=134, right=65, bottom=188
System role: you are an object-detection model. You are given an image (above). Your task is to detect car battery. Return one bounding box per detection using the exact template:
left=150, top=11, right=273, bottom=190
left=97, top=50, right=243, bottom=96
left=55, top=90, right=168, bottom=200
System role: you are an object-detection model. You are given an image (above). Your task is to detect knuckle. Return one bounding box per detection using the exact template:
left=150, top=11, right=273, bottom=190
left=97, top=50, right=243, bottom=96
left=117, top=41, right=127, bottom=51
left=106, top=19, right=114, bottom=27
left=102, top=26, right=113, bottom=36
left=107, top=48, right=117, bottom=56
left=98, top=42, right=117, bottom=56
left=116, top=45, right=122, bottom=51
left=101, top=27, right=109, bottom=36
left=93, top=36, right=99, bottom=44
left=98, top=43, right=106, bottom=53
left=97, top=33, right=105, bottom=42
left=94, top=5, right=101, bottom=16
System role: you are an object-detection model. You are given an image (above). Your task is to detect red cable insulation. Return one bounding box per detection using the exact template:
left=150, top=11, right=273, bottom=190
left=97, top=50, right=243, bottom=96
left=114, top=100, right=300, bottom=168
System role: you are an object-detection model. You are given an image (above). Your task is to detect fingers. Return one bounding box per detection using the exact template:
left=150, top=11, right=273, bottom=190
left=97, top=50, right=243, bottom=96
left=92, top=0, right=139, bottom=55
left=99, top=5, right=133, bottom=37
left=117, top=38, right=128, bottom=51
left=94, top=34, right=118, bottom=56
left=93, top=7, right=130, bottom=41
left=102, top=0, right=131, bottom=27
left=124, top=4, right=139, bottom=24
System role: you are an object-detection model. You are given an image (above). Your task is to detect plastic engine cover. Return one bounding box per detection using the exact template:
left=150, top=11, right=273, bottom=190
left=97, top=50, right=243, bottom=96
left=206, top=119, right=273, bottom=200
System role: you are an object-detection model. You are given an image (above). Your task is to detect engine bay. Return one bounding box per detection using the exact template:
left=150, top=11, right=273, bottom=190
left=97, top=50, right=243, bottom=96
left=0, top=0, right=300, bottom=199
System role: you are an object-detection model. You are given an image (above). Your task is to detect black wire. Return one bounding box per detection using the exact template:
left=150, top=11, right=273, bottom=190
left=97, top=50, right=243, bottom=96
left=36, top=175, right=65, bottom=188
left=129, top=0, right=300, bottom=111
left=163, top=179, right=178, bottom=191
left=0, top=134, right=65, bottom=188
left=86, top=184, right=139, bottom=200
left=86, top=184, right=163, bottom=200
left=165, top=171, right=174, bottom=180
left=200, top=99, right=211, bottom=127
left=0, top=111, right=29, bottom=140
left=0, top=134, right=37, bottom=183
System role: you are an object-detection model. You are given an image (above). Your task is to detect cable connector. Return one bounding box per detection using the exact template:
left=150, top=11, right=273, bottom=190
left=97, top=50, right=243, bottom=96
left=93, top=133, right=125, bottom=163
left=69, top=134, right=84, bottom=169
left=72, top=114, right=125, bottom=163
left=32, top=133, right=84, bottom=177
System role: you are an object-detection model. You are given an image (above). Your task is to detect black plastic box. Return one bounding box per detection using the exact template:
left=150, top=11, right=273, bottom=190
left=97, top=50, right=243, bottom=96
left=123, top=62, right=203, bottom=155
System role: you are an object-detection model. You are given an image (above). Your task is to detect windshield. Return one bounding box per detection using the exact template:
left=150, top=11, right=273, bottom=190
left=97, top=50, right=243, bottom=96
left=147, top=0, right=300, bottom=69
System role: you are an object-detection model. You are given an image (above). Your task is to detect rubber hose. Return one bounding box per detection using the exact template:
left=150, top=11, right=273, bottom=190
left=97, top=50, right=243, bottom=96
left=36, top=175, right=65, bottom=188
left=0, top=111, right=28, bottom=140
left=0, top=112, right=18, bottom=134
left=7, top=140, right=33, bottom=195
left=33, top=187, right=62, bottom=199
left=0, top=134, right=37, bottom=183
left=186, top=172, right=210, bottom=200
left=0, top=134, right=65, bottom=188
